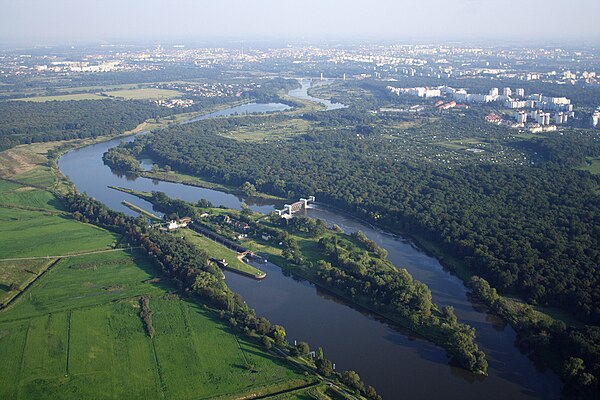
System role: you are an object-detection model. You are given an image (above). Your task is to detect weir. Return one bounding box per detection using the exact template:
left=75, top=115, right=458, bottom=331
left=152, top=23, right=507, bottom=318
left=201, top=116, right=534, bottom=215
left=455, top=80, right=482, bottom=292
left=275, top=196, right=315, bottom=218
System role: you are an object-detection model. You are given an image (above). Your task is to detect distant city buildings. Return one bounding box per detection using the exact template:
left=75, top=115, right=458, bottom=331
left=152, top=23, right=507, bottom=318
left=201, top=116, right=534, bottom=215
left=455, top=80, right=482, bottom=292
left=388, top=83, right=579, bottom=132
left=516, top=111, right=527, bottom=124
left=387, top=86, right=441, bottom=98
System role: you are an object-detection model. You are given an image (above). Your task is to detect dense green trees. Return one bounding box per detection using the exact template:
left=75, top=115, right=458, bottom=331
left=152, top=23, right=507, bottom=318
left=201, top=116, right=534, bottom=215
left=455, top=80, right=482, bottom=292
left=0, top=100, right=169, bottom=151
left=470, top=276, right=599, bottom=397
left=103, top=147, right=142, bottom=172
left=316, top=233, right=487, bottom=374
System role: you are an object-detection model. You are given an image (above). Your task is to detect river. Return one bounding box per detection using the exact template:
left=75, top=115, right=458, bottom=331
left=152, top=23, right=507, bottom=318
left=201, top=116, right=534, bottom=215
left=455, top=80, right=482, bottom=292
left=58, top=81, right=561, bottom=399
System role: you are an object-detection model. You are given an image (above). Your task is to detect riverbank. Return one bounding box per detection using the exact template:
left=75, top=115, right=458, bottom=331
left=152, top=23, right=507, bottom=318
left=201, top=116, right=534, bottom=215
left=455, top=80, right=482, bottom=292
left=241, top=227, right=488, bottom=374
left=180, top=229, right=267, bottom=280
left=46, top=98, right=259, bottom=193
left=309, top=201, right=587, bottom=394
left=139, top=168, right=286, bottom=202
left=119, top=187, right=487, bottom=374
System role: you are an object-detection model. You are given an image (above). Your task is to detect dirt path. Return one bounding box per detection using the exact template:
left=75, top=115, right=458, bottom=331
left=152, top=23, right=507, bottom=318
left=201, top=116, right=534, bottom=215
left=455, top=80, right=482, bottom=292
left=0, top=247, right=141, bottom=262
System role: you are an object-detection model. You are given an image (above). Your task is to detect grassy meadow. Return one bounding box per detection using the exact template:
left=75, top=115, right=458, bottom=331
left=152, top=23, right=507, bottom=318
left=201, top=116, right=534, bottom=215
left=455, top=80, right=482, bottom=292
left=179, top=229, right=266, bottom=279
left=0, top=250, right=308, bottom=399
left=10, top=87, right=181, bottom=102
left=579, top=157, right=600, bottom=175
left=102, top=88, right=182, bottom=100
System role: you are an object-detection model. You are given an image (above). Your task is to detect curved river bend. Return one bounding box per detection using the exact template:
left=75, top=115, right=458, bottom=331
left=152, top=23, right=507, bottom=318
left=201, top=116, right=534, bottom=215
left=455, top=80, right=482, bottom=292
left=58, top=83, right=561, bottom=400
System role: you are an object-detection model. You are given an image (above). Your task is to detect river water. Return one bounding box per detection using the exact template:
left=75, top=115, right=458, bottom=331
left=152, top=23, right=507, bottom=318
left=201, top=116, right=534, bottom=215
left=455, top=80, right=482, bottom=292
left=58, top=81, right=561, bottom=399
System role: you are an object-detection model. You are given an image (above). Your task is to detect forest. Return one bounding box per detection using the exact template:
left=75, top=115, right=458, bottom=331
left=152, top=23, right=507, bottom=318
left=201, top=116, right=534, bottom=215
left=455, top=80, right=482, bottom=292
left=0, top=99, right=167, bottom=151
left=89, top=76, right=600, bottom=395
left=113, top=108, right=600, bottom=329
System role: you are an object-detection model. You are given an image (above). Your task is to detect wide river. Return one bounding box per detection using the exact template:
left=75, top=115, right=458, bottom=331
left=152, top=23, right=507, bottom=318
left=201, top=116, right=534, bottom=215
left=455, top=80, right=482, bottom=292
left=58, top=81, right=561, bottom=399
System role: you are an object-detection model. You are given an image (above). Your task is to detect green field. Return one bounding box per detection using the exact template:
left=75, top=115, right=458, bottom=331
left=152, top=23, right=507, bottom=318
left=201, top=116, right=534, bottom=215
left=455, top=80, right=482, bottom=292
left=0, top=154, right=118, bottom=260
left=0, top=251, right=166, bottom=321
left=12, top=93, right=107, bottom=102
left=0, top=250, right=308, bottom=399
left=103, top=88, right=182, bottom=100
left=0, top=207, right=118, bottom=259
left=0, top=259, right=54, bottom=303
left=221, top=118, right=311, bottom=142
left=0, top=181, right=61, bottom=210
left=180, top=229, right=266, bottom=279
left=579, top=157, right=600, bottom=175
left=436, top=138, right=487, bottom=150
left=10, top=88, right=181, bottom=102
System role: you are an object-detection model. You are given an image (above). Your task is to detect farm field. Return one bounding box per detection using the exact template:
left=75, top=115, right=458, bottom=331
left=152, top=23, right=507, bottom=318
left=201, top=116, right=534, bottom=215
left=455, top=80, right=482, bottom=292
left=0, top=250, right=309, bottom=399
left=0, top=206, right=118, bottom=259
left=102, top=88, right=182, bottom=100
left=0, top=259, right=54, bottom=304
left=10, top=88, right=182, bottom=102
left=0, top=144, right=119, bottom=260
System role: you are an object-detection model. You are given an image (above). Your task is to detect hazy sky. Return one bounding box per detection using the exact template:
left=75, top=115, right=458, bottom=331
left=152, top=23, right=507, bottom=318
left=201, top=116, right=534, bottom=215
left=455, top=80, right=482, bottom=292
left=1, top=0, right=599, bottom=45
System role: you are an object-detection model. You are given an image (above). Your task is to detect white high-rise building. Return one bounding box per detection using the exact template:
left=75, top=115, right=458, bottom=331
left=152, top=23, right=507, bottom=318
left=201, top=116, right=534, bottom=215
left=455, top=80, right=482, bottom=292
left=516, top=111, right=527, bottom=124
left=516, top=88, right=525, bottom=97
left=503, top=87, right=512, bottom=97
left=537, top=112, right=551, bottom=126
left=489, top=88, right=499, bottom=97
left=593, top=111, right=600, bottom=127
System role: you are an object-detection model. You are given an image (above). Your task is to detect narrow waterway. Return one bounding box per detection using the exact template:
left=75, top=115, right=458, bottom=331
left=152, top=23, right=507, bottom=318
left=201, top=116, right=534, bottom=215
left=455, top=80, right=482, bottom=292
left=58, top=81, right=561, bottom=400
left=288, top=78, right=347, bottom=110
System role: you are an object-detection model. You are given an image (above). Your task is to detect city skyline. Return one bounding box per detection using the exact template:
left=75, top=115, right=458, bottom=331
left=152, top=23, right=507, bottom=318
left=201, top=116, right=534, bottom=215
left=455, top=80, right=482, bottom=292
left=1, top=0, right=600, bottom=45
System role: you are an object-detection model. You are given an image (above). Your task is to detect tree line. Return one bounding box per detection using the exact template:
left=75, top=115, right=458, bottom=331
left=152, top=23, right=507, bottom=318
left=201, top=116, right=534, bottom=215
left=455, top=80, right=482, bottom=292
left=470, top=276, right=599, bottom=397
left=60, top=191, right=381, bottom=399
left=0, top=99, right=171, bottom=151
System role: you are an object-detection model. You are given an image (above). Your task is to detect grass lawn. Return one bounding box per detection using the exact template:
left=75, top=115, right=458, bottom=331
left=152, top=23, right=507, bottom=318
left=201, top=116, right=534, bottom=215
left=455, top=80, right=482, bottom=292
left=179, top=229, right=266, bottom=279
left=103, top=88, right=182, bottom=100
